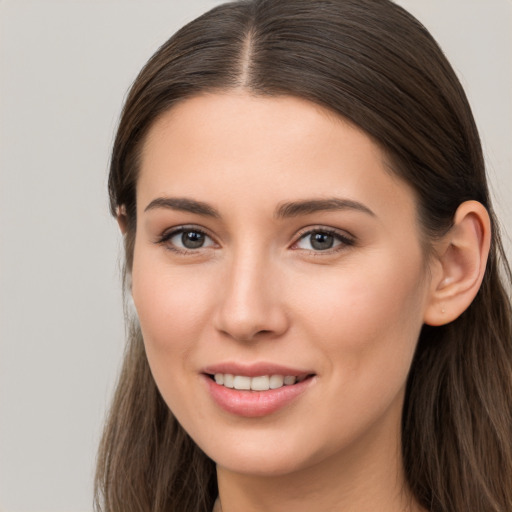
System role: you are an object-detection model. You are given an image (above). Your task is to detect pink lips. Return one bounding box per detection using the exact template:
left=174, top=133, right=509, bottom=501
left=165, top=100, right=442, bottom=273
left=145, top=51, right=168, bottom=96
left=201, top=363, right=315, bottom=418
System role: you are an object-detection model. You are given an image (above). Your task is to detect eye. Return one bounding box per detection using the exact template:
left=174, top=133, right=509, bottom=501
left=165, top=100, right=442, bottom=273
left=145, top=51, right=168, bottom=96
left=158, top=227, right=216, bottom=252
left=294, top=229, right=354, bottom=252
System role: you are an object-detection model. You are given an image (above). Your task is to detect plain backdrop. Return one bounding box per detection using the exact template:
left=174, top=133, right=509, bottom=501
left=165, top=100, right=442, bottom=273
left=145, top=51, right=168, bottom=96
left=0, top=1, right=510, bottom=511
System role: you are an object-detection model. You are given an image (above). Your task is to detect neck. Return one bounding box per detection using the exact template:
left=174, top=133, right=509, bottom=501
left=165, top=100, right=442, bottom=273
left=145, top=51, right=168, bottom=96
left=215, top=397, right=423, bottom=512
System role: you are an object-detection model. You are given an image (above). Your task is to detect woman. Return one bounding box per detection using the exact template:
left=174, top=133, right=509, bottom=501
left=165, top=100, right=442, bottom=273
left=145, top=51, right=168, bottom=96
left=95, top=1, right=512, bottom=511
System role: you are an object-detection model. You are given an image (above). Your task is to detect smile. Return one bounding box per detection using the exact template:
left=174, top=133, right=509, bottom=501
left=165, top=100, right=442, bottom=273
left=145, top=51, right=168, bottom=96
left=212, top=374, right=308, bottom=391
left=204, top=373, right=315, bottom=417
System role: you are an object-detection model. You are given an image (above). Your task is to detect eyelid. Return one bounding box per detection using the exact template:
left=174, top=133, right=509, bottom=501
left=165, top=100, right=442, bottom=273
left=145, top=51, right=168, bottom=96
left=154, top=224, right=355, bottom=255
left=155, top=224, right=218, bottom=252
left=290, top=225, right=355, bottom=252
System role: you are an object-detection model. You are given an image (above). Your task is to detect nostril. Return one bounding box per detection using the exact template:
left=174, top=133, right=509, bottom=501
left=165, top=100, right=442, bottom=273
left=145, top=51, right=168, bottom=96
left=255, top=329, right=272, bottom=336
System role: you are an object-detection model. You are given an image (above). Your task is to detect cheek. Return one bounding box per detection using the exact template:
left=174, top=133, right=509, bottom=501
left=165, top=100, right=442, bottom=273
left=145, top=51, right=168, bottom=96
left=130, top=246, right=216, bottom=369
left=130, top=249, right=222, bottom=425
left=294, top=248, right=428, bottom=380
left=282, top=250, right=428, bottom=453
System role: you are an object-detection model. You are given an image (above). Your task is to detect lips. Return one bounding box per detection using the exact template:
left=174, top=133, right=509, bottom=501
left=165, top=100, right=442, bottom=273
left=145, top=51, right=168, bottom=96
left=202, top=362, right=313, bottom=378
left=201, top=363, right=315, bottom=417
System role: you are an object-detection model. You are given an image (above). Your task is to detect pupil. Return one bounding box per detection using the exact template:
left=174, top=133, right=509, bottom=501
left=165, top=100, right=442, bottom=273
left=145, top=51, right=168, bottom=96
left=182, top=231, right=205, bottom=249
left=311, top=232, right=334, bottom=250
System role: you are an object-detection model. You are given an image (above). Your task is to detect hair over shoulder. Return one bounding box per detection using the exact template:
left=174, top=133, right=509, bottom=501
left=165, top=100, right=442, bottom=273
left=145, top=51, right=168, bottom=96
left=96, top=1, right=512, bottom=511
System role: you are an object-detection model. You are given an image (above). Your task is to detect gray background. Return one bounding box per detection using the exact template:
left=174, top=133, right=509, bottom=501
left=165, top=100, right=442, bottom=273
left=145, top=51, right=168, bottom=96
left=0, top=1, right=510, bottom=511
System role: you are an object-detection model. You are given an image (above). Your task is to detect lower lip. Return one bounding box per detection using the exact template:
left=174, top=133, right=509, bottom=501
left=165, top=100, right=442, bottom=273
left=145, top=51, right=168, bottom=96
left=203, top=375, right=314, bottom=417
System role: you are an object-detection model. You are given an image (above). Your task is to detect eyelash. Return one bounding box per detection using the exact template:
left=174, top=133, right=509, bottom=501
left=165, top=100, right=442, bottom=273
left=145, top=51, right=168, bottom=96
left=292, top=227, right=355, bottom=255
left=156, top=226, right=216, bottom=255
left=155, top=225, right=355, bottom=255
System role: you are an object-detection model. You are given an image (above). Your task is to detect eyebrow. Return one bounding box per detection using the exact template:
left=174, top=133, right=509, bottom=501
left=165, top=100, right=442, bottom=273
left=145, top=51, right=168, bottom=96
left=144, top=197, right=220, bottom=218
left=144, top=196, right=375, bottom=219
left=275, top=198, right=375, bottom=218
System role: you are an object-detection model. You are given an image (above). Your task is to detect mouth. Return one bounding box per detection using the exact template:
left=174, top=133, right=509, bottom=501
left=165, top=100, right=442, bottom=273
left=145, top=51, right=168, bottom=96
left=203, top=370, right=316, bottom=417
left=206, top=373, right=313, bottom=391
left=201, top=363, right=316, bottom=416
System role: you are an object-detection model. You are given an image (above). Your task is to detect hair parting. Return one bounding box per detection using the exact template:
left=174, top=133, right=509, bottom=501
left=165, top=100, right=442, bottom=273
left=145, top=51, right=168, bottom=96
left=97, top=1, right=512, bottom=511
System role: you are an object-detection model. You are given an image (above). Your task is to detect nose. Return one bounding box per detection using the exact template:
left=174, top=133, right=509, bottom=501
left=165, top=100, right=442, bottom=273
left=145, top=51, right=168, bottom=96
left=213, top=250, right=289, bottom=342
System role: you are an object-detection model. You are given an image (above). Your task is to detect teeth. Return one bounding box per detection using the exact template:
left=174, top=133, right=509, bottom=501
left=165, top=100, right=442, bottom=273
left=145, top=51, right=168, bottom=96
left=269, top=375, right=284, bottom=389
left=213, top=373, right=300, bottom=391
left=251, top=375, right=269, bottom=391
left=233, top=375, right=251, bottom=390
left=284, top=375, right=296, bottom=385
left=223, top=374, right=234, bottom=388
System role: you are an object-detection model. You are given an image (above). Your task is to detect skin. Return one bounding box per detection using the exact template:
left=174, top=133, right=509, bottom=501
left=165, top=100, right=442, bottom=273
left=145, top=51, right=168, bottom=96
left=128, top=92, right=489, bottom=512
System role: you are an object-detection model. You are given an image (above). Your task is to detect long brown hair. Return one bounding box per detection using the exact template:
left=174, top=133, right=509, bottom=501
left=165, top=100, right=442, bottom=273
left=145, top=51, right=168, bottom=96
left=95, top=1, right=512, bottom=511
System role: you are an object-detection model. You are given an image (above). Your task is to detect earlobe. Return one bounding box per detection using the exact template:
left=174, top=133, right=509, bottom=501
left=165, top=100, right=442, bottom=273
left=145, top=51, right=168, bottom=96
left=116, top=205, right=128, bottom=234
left=424, top=201, right=491, bottom=326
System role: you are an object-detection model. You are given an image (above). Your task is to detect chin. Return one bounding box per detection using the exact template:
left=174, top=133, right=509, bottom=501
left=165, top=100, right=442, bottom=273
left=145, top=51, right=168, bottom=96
left=214, top=449, right=312, bottom=477
left=190, top=425, right=327, bottom=477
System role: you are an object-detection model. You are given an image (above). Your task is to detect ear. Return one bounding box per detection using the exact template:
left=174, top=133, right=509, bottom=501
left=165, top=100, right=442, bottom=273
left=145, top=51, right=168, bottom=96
left=424, top=200, right=491, bottom=326
left=116, top=205, right=128, bottom=234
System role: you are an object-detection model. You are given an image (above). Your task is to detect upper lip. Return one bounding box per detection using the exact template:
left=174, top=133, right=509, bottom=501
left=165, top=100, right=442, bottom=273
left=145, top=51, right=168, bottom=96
left=201, top=362, right=315, bottom=378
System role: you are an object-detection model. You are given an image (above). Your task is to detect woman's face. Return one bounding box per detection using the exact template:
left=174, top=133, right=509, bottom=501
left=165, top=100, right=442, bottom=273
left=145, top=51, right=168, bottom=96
left=132, top=93, right=434, bottom=477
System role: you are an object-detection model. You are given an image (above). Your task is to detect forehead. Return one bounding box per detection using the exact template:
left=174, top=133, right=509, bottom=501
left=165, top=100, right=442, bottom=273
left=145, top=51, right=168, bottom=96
left=142, top=92, right=377, bottom=162
left=138, top=92, right=418, bottom=223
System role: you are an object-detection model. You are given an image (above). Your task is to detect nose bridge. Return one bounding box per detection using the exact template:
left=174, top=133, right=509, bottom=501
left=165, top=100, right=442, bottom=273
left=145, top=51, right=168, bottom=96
left=214, top=242, right=287, bottom=341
